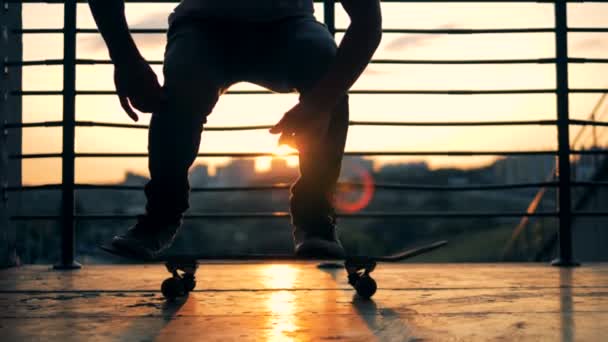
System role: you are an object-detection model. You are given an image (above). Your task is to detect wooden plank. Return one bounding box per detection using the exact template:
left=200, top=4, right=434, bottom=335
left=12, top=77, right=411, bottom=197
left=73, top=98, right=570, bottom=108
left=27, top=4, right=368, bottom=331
left=1, top=264, right=608, bottom=341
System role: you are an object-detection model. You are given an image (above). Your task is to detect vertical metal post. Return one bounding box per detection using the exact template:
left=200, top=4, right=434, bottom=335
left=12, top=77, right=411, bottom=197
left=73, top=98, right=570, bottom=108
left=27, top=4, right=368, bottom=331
left=323, top=0, right=336, bottom=37
left=552, top=0, right=578, bottom=267
left=54, top=0, right=80, bottom=269
left=0, top=0, right=22, bottom=268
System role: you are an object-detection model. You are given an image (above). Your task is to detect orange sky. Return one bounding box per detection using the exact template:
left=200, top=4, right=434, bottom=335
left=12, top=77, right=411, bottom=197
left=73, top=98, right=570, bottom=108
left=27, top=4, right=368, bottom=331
left=18, top=2, right=608, bottom=185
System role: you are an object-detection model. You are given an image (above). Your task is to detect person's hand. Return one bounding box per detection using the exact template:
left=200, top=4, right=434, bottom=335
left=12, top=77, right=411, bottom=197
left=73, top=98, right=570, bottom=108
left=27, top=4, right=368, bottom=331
left=113, top=57, right=163, bottom=121
left=269, top=102, right=331, bottom=151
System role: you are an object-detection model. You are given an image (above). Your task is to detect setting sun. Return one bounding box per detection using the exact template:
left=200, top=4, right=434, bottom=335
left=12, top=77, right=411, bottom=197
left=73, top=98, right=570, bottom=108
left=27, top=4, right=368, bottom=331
left=254, top=144, right=300, bottom=172
left=273, top=144, right=298, bottom=157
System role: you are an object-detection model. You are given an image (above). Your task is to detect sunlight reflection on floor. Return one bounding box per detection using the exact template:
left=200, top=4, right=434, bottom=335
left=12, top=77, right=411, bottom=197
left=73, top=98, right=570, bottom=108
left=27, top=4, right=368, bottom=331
left=261, top=265, right=300, bottom=342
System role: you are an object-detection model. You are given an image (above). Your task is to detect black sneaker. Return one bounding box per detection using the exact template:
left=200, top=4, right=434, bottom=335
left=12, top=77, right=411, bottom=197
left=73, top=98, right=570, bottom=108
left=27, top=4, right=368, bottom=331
left=111, top=215, right=181, bottom=259
left=293, top=222, right=345, bottom=258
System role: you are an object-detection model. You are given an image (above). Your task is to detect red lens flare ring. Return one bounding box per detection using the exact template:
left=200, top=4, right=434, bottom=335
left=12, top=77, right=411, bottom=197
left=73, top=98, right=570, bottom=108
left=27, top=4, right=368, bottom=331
left=334, top=165, right=375, bottom=213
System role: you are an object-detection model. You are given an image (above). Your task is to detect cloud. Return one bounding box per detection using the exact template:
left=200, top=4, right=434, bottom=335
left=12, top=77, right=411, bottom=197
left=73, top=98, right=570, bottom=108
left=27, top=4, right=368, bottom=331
left=131, top=12, right=169, bottom=29
left=574, top=38, right=607, bottom=51
left=385, top=23, right=456, bottom=51
left=363, top=67, right=388, bottom=76
left=81, top=12, right=169, bottom=52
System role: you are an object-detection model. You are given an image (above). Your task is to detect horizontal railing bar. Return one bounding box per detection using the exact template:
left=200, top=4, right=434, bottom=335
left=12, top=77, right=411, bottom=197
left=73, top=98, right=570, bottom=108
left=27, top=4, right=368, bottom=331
left=11, top=153, right=62, bottom=159
left=4, top=120, right=560, bottom=130
left=4, top=182, right=559, bottom=192
left=571, top=181, right=608, bottom=187
left=9, top=211, right=560, bottom=221
left=570, top=89, right=608, bottom=94
left=571, top=212, right=608, bottom=217
left=11, top=150, right=559, bottom=159
left=571, top=150, right=608, bottom=155
left=4, top=59, right=63, bottom=66
left=12, top=27, right=557, bottom=35
left=9, top=0, right=608, bottom=4
left=341, top=28, right=556, bottom=34
left=15, top=27, right=608, bottom=36
left=570, top=119, right=608, bottom=127
left=4, top=121, right=63, bottom=129
left=135, top=58, right=559, bottom=65
left=373, top=58, right=556, bottom=64
left=9, top=57, right=608, bottom=68
left=350, top=120, right=557, bottom=126
left=11, top=181, right=607, bottom=193
left=4, top=184, right=63, bottom=191
left=13, top=89, right=558, bottom=96
left=569, top=58, right=608, bottom=64
left=13, top=90, right=62, bottom=95
left=569, top=27, right=608, bottom=33
left=76, top=121, right=271, bottom=131
left=5, top=58, right=559, bottom=66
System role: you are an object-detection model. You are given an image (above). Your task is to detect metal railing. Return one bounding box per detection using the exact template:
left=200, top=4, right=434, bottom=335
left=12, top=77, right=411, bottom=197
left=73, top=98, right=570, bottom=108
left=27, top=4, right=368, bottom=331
left=502, top=94, right=608, bottom=260
left=2, top=0, right=608, bottom=268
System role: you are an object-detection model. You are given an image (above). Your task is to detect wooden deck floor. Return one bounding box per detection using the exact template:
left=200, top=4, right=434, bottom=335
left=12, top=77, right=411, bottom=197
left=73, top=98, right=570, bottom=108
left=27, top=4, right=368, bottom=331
left=1, top=263, right=607, bottom=341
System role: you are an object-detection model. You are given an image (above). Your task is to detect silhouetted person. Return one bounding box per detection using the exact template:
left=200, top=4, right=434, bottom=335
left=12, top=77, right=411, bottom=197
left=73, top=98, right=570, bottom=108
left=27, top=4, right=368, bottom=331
left=88, top=0, right=382, bottom=258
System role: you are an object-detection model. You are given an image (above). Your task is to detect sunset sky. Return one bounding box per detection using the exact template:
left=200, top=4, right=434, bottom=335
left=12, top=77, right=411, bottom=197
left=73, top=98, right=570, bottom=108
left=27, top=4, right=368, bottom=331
left=18, top=2, right=608, bottom=185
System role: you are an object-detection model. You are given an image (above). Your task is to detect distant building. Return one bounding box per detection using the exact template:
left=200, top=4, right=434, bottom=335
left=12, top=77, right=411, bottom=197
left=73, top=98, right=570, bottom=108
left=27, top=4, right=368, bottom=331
left=492, top=156, right=555, bottom=184
left=376, top=161, right=430, bottom=179
left=121, top=172, right=149, bottom=186
left=189, top=164, right=210, bottom=187
left=341, top=157, right=375, bottom=178
left=253, top=158, right=298, bottom=184
left=215, top=159, right=256, bottom=186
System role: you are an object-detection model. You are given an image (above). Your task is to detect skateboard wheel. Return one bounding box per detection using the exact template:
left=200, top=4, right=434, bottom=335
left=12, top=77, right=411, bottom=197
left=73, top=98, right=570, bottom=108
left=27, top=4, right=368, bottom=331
left=161, top=277, right=184, bottom=300
left=347, top=273, right=361, bottom=287
left=182, top=273, right=196, bottom=292
left=355, top=275, right=377, bottom=299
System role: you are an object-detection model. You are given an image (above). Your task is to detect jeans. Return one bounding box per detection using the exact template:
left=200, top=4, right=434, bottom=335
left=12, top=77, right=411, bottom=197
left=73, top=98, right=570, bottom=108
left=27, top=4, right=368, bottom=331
left=145, top=15, right=349, bottom=228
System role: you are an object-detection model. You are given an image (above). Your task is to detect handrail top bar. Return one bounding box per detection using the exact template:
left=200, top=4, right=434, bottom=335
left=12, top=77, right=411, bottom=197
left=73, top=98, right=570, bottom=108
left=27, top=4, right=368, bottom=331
left=14, top=27, right=608, bottom=35
left=8, top=0, right=608, bottom=3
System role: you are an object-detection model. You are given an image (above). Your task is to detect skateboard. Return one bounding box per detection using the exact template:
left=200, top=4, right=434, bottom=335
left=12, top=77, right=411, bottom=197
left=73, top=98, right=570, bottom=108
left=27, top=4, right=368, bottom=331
left=100, top=240, right=447, bottom=300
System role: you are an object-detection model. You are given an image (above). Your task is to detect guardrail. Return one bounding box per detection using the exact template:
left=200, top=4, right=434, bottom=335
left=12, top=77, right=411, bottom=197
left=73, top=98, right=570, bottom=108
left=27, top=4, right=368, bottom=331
left=2, top=0, right=608, bottom=268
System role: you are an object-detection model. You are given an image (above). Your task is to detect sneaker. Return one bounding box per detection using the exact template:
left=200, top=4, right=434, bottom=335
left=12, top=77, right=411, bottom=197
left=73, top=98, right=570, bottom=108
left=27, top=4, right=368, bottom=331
left=111, top=215, right=181, bottom=259
left=293, top=222, right=345, bottom=258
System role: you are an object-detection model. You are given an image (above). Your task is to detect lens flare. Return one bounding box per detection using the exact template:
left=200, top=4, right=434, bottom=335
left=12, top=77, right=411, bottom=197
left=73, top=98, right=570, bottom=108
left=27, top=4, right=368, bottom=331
left=334, top=166, right=375, bottom=213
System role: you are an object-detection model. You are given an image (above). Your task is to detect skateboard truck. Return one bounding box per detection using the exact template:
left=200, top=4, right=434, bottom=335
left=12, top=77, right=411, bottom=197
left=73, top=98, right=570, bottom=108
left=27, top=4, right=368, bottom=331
left=162, top=260, right=198, bottom=300
left=345, top=257, right=377, bottom=298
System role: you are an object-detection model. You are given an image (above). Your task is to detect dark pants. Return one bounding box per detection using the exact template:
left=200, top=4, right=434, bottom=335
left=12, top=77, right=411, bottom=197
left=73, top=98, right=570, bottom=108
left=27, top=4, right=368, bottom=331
left=145, top=15, right=349, bottom=227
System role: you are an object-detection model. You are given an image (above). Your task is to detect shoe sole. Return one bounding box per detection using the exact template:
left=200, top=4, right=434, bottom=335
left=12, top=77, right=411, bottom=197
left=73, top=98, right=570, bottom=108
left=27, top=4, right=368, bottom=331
left=111, top=238, right=156, bottom=260
left=295, top=239, right=345, bottom=259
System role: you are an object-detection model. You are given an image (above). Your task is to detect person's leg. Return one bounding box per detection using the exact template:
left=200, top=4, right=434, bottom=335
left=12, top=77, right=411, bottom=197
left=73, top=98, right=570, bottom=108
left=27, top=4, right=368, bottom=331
left=145, top=20, right=225, bottom=222
left=250, top=17, right=349, bottom=256
left=112, top=19, right=227, bottom=257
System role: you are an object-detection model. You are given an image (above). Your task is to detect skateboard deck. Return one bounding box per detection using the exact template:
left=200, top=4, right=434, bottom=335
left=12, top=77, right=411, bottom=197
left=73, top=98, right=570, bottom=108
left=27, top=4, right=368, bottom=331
left=99, top=240, right=447, bottom=300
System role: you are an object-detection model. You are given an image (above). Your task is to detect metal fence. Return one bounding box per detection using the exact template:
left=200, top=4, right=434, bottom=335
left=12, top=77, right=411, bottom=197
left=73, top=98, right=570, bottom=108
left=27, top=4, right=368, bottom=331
left=2, top=0, right=608, bottom=268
